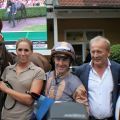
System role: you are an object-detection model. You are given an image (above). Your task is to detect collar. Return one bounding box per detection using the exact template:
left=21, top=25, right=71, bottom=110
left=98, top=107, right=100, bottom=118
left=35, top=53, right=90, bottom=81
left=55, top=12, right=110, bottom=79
left=9, top=62, right=36, bottom=71
left=52, top=70, right=70, bottom=79
left=89, top=59, right=111, bottom=69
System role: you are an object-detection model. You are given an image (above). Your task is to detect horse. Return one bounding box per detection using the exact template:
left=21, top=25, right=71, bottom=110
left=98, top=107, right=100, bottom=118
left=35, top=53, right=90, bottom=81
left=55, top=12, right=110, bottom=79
left=15, top=0, right=27, bottom=20
left=6, top=0, right=27, bottom=22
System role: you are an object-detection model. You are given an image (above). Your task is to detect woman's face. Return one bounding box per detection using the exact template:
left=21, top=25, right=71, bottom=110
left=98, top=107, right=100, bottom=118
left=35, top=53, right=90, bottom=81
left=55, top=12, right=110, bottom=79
left=16, top=41, right=32, bottom=64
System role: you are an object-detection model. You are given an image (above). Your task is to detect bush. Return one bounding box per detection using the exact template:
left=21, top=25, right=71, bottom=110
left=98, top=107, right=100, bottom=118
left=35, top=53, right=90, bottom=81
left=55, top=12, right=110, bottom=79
left=110, top=44, right=120, bottom=63
left=26, top=6, right=46, bottom=18
left=0, top=6, right=46, bottom=21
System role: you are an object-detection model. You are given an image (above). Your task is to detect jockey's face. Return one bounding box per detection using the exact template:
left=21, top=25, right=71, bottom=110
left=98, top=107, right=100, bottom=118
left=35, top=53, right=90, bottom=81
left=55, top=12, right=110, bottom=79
left=54, top=54, right=71, bottom=76
left=16, top=41, right=32, bottom=64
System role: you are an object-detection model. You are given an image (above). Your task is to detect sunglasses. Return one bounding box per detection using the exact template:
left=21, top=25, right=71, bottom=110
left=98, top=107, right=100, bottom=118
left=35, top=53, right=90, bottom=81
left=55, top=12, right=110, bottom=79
left=17, top=48, right=29, bottom=52
left=54, top=55, right=70, bottom=61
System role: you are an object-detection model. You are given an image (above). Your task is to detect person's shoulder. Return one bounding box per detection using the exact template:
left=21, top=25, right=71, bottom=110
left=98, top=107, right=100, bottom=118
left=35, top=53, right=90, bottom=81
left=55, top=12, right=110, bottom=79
left=46, top=71, right=54, bottom=77
left=80, top=63, right=90, bottom=67
left=69, top=72, right=82, bottom=82
left=3, top=64, right=16, bottom=73
left=75, top=63, right=90, bottom=71
left=70, top=72, right=79, bottom=78
left=110, top=60, right=120, bottom=67
left=7, top=64, right=15, bottom=69
left=30, top=62, right=45, bottom=72
left=46, top=71, right=53, bottom=75
left=68, top=72, right=82, bottom=86
left=110, top=60, right=120, bottom=64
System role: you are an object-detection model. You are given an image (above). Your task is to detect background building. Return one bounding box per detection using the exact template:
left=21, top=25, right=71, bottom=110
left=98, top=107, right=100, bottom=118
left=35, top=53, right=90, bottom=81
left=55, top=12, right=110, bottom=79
left=46, top=0, right=120, bottom=65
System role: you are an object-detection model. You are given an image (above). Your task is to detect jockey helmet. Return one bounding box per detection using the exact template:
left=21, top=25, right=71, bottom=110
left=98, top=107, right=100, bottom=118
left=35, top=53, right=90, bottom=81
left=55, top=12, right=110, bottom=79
left=51, top=42, right=75, bottom=62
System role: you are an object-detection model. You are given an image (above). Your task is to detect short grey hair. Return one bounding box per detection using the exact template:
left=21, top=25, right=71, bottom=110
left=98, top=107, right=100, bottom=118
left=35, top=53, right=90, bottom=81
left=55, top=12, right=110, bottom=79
left=89, top=36, right=110, bottom=51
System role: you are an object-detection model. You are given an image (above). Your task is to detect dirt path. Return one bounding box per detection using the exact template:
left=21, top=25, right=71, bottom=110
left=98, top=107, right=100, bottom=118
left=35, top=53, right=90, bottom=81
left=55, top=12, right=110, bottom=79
left=2, top=17, right=46, bottom=32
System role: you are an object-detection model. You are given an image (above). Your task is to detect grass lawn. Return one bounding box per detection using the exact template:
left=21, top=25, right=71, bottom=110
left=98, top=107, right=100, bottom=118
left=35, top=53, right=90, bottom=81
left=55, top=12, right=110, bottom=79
left=21, top=25, right=47, bottom=32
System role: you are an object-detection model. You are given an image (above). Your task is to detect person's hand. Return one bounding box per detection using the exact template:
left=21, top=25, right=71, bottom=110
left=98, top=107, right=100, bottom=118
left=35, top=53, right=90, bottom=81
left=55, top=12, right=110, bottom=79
left=78, top=85, right=87, bottom=101
left=0, top=81, right=9, bottom=93
left=74, top=84, right=88, bottom=105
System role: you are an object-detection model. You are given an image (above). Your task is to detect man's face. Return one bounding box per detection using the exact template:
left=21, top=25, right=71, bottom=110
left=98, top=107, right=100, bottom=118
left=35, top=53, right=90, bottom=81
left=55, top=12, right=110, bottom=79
left=90, top=40, right=110, bottom=67
left=54, top=54, right=71, bottom=76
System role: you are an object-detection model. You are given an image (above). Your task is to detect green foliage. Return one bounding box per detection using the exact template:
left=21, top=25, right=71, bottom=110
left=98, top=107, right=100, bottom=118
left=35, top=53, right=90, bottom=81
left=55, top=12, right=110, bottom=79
left=26, top=6, right=46, bottom=18
left=0, top=6, right=46, bottom=20
left=0, top=9, right=6, bottom=20
left=110, top=44, right=120, bottom=63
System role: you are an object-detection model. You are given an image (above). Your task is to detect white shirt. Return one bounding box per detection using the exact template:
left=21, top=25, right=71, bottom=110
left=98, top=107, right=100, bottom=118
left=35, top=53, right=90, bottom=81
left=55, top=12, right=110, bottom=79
left=88, top=61, right=113, bottom=119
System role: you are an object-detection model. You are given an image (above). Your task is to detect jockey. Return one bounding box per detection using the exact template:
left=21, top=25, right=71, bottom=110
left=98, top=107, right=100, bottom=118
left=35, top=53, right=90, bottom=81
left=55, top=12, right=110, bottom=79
left=31, top=42, right=87, bottom=120
left=45, top=41, right=87, bottom=104
left=7, top=0, right=17, bottom=27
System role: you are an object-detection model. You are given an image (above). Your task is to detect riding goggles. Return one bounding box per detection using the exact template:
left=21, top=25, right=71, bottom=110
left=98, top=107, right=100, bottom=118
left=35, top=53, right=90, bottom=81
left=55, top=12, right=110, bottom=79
left=54, top=55, right=71, bottom=61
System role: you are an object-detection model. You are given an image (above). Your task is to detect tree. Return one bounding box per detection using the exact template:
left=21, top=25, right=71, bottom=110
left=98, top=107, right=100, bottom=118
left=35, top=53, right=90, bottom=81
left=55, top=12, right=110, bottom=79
left=110, top=44, right=120, bottom=63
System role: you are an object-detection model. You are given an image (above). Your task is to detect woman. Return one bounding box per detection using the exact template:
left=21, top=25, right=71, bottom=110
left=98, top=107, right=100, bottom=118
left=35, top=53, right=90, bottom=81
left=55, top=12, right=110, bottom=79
left=0, top=38, right=45, bottom=120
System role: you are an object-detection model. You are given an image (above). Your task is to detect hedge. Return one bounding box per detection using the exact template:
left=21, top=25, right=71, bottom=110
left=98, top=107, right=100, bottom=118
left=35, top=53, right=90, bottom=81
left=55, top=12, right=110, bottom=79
left=0, top=6, right=46, bottom=21
left=110, top=44, right=120, bottom=63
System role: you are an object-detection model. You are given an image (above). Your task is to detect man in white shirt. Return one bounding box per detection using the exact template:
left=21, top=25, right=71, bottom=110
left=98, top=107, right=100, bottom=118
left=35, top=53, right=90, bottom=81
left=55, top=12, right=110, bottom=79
left=75, top=36, right=120, bottom=120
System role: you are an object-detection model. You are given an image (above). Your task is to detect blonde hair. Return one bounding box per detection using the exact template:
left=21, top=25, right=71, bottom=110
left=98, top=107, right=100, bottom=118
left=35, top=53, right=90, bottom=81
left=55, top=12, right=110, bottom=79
left=89, top=36, right=110, bottom=52
left=16, top=38, right=33, bottom=51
